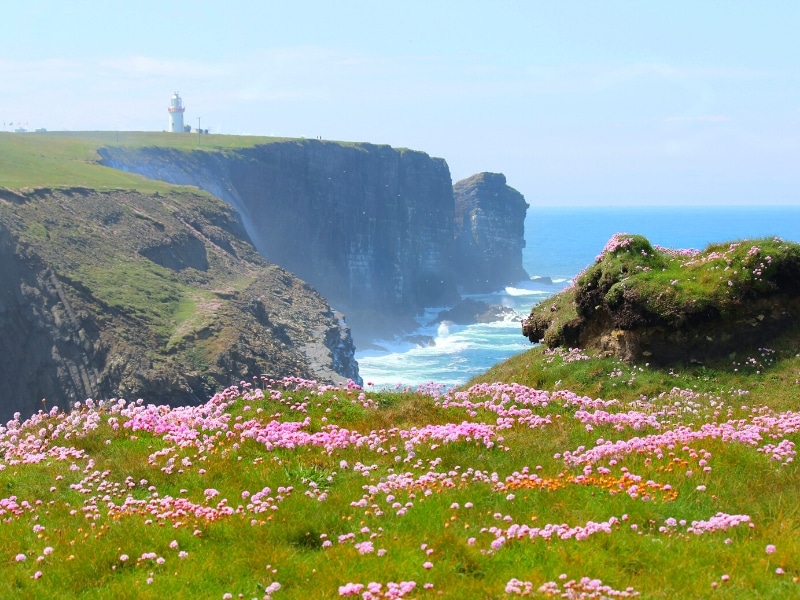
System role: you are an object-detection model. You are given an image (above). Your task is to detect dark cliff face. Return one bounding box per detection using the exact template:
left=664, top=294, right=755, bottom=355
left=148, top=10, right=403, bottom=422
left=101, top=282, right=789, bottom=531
left=0, top=187, right=360, bottom=421
left=454, top=172, right=530, bottom=292
left=0, top=220, right=102, bottom=419
left=99, top=142, right=529, bottom=343
left=224, top=143, right=460, bottom=323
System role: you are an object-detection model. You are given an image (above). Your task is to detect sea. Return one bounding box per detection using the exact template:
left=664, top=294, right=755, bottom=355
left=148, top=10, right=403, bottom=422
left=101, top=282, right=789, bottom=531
left=355, top=205, right=800, bottom=388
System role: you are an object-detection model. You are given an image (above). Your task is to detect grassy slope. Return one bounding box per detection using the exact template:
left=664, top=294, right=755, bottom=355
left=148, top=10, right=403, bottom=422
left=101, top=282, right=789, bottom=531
left=1, top=337, right=798, bottom=598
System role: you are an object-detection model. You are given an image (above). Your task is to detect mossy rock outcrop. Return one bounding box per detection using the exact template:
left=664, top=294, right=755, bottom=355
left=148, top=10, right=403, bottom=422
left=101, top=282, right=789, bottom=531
left=523, top=234, right=800, bottom=365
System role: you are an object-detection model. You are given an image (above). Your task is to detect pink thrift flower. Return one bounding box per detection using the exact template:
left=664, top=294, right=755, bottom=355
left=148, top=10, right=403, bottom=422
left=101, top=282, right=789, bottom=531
left=423, top=561, right=433, bottom=570
left=15, top=553, right=26, bottom=562
left=766, top=544, right=777, bottom=554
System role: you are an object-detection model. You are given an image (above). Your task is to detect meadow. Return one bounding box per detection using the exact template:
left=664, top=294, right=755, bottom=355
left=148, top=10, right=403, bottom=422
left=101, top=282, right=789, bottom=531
left=2, top=339, right=799, bottom=599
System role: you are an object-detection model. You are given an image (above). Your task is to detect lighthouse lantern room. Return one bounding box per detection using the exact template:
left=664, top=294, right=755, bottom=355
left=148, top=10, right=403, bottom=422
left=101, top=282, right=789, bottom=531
left=168, top=92, right=185, bottom=132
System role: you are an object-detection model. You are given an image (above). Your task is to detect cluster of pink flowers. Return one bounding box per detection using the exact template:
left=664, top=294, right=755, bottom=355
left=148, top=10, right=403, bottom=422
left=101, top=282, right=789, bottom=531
left=543, top=347, right=592, bottom=364
left=653, top=244, right=700, bottom=259
left=595, top=233, right=635, bottom=262
left=680, top=242, right=740, bottom=268
left=338, top=581, right=417, bottom=598
left=535, top=576, right=640, bottom=598
left=3, top=371, right=798, bottom=594
left=685, top=512, right=752, bottom=535
left=484, top=515, right=622, bottom=549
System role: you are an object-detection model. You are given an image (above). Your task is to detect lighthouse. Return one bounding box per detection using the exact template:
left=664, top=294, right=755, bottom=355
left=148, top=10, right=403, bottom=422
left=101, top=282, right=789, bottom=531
left=167, top=91, right=185, bottom=132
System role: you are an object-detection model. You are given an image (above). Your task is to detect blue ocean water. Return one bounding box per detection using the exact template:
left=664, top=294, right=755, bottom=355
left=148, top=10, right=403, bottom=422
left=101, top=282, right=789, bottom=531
left=356, top=205, right=800, bottom=388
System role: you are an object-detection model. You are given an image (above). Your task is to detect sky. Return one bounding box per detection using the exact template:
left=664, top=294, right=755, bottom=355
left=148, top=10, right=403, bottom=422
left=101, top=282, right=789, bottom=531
left=3, top=1, right=799, bottom=206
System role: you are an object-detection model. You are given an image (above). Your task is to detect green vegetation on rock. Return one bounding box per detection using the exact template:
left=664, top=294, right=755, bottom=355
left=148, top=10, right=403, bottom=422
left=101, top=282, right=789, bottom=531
left=523, top=233, right=800, bottom=366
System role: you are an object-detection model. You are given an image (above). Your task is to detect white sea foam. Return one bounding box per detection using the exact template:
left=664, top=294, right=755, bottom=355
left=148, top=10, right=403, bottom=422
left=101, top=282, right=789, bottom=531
left=505, top=286, right=550, bottom=297
left=356, top=309, right=532, bottom=388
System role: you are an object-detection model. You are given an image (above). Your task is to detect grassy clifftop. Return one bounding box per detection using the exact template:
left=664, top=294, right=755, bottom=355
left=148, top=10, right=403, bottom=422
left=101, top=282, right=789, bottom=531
left=0, top=131, right=293, bottom=191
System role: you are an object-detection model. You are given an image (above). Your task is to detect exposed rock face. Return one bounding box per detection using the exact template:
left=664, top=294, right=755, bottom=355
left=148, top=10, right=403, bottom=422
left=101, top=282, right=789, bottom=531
left=587, top=297, right=800, bottom=365
left=99, top=142, right=529, bottom=343
left=0, top=186, right=360, bottom=421
left=454, top=172, right=530, bottom=292
left=0, top=219, right=103, bottom=420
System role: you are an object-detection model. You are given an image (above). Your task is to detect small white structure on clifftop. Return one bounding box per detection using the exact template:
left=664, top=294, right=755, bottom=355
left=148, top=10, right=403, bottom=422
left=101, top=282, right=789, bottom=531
left=167, top=92, right=185, bottom=132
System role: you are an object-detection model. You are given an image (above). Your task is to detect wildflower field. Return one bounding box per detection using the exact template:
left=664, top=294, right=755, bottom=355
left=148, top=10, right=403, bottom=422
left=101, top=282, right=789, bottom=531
left=3, top=341, right=800, bottom=599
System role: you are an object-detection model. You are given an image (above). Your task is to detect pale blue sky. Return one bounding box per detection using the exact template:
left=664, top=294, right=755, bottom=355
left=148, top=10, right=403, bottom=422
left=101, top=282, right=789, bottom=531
left=3, top=1, right=799, bottom=206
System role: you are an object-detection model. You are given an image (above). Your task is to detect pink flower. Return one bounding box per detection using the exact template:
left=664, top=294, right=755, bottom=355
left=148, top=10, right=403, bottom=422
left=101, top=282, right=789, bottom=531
left=338, top=582, right=364, bottom=596
left=766, top=544, right=777, bottom=554
left=15, top=553, right=26, bottom=562
left=119, top=554, right=129, bottom=562
left=423, top=561, right=433, bottom=570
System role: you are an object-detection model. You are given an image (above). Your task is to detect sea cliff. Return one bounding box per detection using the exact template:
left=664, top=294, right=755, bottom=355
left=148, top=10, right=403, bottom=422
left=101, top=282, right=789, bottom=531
left=99, top=140, right=529, bottom=342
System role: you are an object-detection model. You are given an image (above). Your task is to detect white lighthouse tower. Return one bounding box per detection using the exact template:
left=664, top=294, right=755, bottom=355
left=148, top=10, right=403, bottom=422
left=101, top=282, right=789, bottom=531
left=167, top=91, right=185, bottom=132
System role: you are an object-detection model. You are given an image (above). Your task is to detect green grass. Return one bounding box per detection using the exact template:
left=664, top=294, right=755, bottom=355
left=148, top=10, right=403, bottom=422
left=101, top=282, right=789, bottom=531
left=2, top=339, right=799, bottom=598
left=0, top=131, right=294, bottom=191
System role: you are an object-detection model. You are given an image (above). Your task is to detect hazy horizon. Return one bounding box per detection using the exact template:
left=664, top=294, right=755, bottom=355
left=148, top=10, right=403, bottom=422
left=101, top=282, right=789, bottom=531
left=4, top=1, right=799, bottom=207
